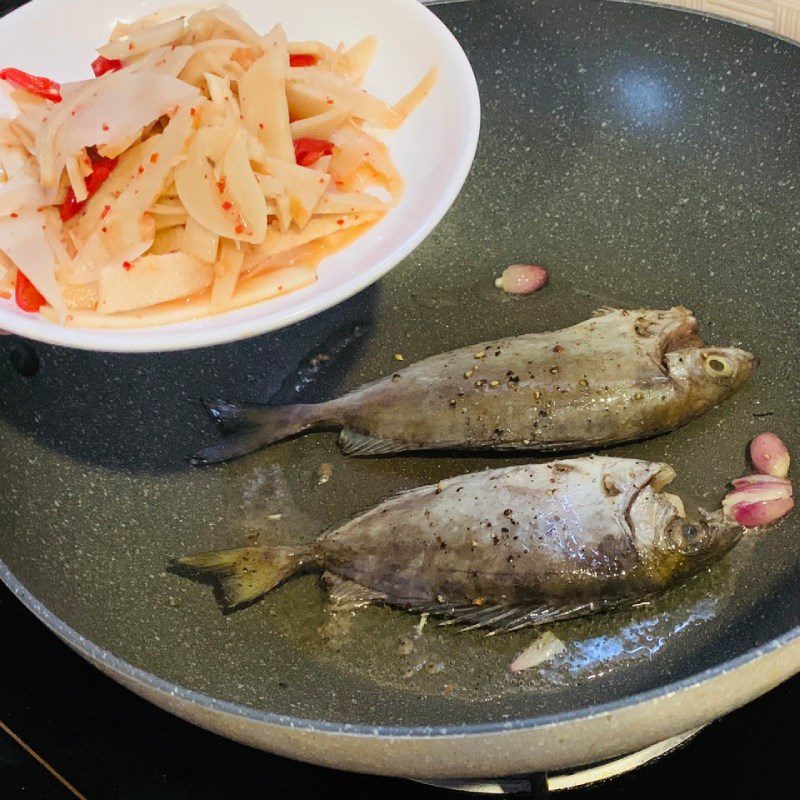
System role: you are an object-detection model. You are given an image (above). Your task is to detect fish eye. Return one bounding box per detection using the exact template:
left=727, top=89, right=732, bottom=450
left=683, top=525, right=700, bottom=541
left=665, top=519, right=707, bottom=552
left=679, top=522, right=712, bottom=553
left=702, top=354, right=734, bottom=378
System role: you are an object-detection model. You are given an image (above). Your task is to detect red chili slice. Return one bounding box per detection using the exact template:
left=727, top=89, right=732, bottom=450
left=91, top=55, right=123, bottom=77
left=293, top=137, right=334, bottom=167
left=58, top=190, right=83, bottom=222
left=85, top=156, right=117, bottom=193
left=289, top=53, right=318, bottom=67
left=59, top=155, right=119, bottom=221
left=15, top=271, right=46, bottom=312
left=0, top=67, right=62, bottom=102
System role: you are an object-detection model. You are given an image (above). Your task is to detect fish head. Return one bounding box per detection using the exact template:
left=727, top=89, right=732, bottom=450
left=639, top=307, right=756, bottom=398
left=626, top=465, right=743, bottom=585
left=663, top=346, right=756, bottom=403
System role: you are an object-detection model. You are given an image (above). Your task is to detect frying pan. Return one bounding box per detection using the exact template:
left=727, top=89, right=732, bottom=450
left=2, top=0, right=800, bottom=781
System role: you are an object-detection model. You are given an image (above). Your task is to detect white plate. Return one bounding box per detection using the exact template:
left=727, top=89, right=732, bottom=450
left=0, top=0, right=479, bottom=351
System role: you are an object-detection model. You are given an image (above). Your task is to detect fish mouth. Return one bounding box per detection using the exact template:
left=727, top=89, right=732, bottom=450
left=659, top=312, right=705, bottom=355
left=656, top=311, right=707, bottom=374
left=632, top=308, right=705, bottom=366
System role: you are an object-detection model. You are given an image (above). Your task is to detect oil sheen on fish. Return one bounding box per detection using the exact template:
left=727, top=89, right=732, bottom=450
left=193, top=307, right=755, bottom=463
left=176, top=457, right=743, bottom=631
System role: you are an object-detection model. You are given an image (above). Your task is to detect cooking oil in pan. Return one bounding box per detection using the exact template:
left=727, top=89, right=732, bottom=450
left=228, top=460, right=753, bottom=703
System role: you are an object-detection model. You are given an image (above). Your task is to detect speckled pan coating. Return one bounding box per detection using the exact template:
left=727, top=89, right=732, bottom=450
left=1, top=0, right=800, bottom=778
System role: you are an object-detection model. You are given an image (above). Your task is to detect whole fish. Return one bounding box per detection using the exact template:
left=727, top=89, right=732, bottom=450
left=176, top=456, right=742, bottom=630
left=193, top=307, right=755, bottom=463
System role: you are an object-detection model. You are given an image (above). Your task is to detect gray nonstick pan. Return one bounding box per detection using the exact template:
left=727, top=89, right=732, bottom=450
left=2, top=0, right=800, bottom=781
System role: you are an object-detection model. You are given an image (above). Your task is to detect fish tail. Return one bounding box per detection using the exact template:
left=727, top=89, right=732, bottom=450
left=174, top=546, right=306, bottom=608
left=192, top=400, right=330, bottom=465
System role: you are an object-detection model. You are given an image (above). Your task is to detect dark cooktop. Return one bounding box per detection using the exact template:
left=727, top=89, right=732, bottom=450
left=0, top=580, right=796, bottom=798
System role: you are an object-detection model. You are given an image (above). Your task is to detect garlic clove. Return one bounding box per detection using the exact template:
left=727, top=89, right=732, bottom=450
left=722, top=476, right=794, bottom=513
left=722, top=482, right=793, bottom=510
left=749, top=432, right=790, bottom=478
left=732, top=474, right=790, bottom=488
left=729, top=497, right=794, bottom=528
left=495, top=264, right=549, bottom=295
left=510, top=631, right=565, bottom=672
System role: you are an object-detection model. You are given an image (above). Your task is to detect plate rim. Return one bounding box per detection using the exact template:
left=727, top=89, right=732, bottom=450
left=0, top=0, right=481, bottom=352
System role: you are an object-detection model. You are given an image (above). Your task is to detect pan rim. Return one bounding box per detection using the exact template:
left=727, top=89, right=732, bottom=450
left=3, top=557, right=799, bottom=738
left=4, top=0, right=800, bottom=753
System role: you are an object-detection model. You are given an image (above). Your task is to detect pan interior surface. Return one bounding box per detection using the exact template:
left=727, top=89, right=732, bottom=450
left=1, top=0, right=800, bottom=732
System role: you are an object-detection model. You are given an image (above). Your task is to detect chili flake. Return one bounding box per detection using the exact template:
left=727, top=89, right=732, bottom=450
left=293, top=137, right=334, bottom=167
left=289, top=53, right=318, bottom=67
left=91, top=56, right=122, bottom=77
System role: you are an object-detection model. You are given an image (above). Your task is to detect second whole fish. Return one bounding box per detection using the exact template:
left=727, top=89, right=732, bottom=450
left=193, top=307, right=755, bottom=463
left=176, top=456, right=743, bottom=631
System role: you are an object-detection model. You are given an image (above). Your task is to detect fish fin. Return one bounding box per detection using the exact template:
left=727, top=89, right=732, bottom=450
left=192, top=400, right=324, bottom=464
left=485, top=602, right=601, bottom=634
left=191, top=431, right=279, bottom=465
left=173, top=546, right=304, bottom=609
left=591, top=306, right=621, bottom=317
left=396, top=600, right=600, bottom=634
left=321, top=572, right=386, bottom=610
left=456, top=607, right=530, bottom=632
left=201, top=399, right=270, bottom=433
left=393, top=601, right=523, bottom=630
left=338, top=429, right=418, bottom=457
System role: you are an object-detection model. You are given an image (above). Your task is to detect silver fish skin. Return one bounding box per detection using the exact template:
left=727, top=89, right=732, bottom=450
left=194, top=307, right=755, bottom=463
left=177, top=457, right=743, bottom=630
